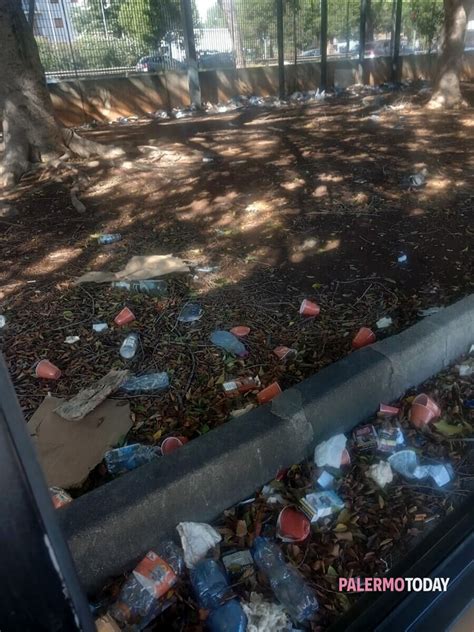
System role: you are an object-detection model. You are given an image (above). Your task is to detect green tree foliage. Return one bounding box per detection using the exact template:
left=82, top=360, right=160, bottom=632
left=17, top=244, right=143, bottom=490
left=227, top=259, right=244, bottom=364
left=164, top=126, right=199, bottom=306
left=405, top=0, right=444, bottom=51
left=71, top=0, right=122, bottom=37
left=118, top=0, right=180, bottom=48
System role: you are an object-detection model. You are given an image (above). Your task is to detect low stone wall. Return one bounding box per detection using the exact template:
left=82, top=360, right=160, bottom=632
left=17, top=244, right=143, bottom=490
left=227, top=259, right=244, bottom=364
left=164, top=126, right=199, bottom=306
left=49, top=52, right=474, bottom=126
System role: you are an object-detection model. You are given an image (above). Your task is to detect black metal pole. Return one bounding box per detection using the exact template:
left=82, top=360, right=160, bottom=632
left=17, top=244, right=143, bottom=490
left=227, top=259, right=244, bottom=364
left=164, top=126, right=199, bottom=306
left=359, top=0, right=367, bottom=79
left=180, top=0, right=201, bottom=108
left=320, top=0, right=328, bottom=90
left=391, top=0, right=403, bottom=82
left=0, top=356, right=95, bottom=632
left=276, top=0, right=285, bottom=98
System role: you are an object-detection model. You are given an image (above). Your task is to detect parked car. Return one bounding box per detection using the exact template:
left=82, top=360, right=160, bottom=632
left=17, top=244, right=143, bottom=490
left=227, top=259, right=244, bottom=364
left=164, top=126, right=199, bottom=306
left=197, top=50, right=235, bottom=70
left=300, top=48, right=320, bottom=58
left=136, top=55, right=185, bottom=73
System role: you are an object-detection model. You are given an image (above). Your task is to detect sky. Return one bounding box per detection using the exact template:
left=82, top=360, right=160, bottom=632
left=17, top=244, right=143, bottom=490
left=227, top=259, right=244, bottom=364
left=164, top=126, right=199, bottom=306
left=196, top=0, right=215, bottom=21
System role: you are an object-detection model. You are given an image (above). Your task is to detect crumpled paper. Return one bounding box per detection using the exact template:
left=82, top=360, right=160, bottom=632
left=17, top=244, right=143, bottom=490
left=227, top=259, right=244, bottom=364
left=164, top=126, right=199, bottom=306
left=314, top=433, right=347, bottom=469
left=177, top=522, right=222, bottom=569
left=368, top=461, right=393, bottom=488
left=242, top=592, right=292, bottom=632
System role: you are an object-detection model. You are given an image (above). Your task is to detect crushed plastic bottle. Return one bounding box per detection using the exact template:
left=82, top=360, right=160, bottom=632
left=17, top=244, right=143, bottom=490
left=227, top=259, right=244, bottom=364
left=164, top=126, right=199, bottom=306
left=178, top=303, right=203, bottom=323
left=111, top=280, right=167, bottom=296
left=190, top=559, right=247, bottom=632
left=104, top=443, right=159, bottom=475
left=121, top=372, right=170, bottom=394
left=251, top=537, right=318, bottom=623
left=110, top=542, right=184, bottom=629
left=98, top=234, right=122, bottom=245
left=120, top=332, right=140, bottom=360
left=210, top=330, right=247, bottom=357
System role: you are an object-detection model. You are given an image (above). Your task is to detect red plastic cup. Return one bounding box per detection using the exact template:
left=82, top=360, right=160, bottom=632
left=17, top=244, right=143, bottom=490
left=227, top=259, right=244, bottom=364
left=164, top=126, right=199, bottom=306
left=409, top=393, right=441, bottom=428
left=36, top=359, right=62, bottom=380
left=379, top=403, right=400, bottom=415
left=273, top=346, right=297, bottom=361
left=299, top=299, right=320, bottom=317
left=114, top=307, right=136, bottom=326
left=257, top=382, right=282, bottom=404
left=352, top=327, right=376, bottom=349
left=230, top=326, right=251, bottom=337
left=277, top=507, right=311, bottom=542
left=161, top=436, right=189, bottom=455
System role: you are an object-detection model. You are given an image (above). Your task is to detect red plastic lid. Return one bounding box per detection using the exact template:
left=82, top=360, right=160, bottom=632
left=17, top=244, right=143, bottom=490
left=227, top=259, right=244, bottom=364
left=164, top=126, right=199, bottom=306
left=277, top=507, right=310, bottom=542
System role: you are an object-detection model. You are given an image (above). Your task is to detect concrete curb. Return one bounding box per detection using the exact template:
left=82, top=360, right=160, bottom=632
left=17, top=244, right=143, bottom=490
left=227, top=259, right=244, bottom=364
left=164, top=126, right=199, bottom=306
left=59, top=295, right=474, bottom=592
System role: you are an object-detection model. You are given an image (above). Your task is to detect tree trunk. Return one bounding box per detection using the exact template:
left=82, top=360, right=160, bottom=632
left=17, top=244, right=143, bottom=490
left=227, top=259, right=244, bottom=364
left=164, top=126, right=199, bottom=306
left=217, top=0, right=246, bottom=68
left=366, top=0, right=374, bottom=43
left=429, top=0, right=473, bottom=108
left=0, top=0, right=122, bottom=187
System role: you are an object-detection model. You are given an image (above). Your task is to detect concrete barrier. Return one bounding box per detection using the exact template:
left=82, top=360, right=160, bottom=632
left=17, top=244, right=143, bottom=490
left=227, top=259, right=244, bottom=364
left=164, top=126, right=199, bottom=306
left=58, top=294, right=474, bottom=593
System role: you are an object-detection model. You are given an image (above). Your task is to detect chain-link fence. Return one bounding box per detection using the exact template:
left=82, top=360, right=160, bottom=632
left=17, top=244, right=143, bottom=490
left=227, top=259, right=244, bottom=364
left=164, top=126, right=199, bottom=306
left=24, top=0, right=444, bottom=80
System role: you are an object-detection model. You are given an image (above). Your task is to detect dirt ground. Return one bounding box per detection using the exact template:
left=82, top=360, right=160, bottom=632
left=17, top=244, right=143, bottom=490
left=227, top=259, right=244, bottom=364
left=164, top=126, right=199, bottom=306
left=0, top=82, right=473, bottom=480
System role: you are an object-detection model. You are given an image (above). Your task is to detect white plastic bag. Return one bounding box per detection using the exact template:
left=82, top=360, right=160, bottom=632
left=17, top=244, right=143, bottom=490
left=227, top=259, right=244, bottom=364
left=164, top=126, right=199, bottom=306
left=176, top=522, right=221, bottom=569
left=314, top=434, right=347, bottom=469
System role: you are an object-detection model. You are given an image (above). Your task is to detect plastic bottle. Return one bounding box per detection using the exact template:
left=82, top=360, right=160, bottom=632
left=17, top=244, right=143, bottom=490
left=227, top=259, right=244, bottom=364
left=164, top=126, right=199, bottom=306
left=109, top=542, right=184, bottom=629
left=121, top=372, right=170, bottom=394
left=178, top=302, right=203, bottom=323
left=190, top=560, right=247, bottom=632
left=98, top=234, right=122, bottom=244
left=210, top=331, right=247, bottom=357
left=111, top=280, right=168, bottom=296
left=120, top=332, right=140, bottom=360
left=251, top=537, right=318, bottom=623
left=104, top=443, right=159, bottom=475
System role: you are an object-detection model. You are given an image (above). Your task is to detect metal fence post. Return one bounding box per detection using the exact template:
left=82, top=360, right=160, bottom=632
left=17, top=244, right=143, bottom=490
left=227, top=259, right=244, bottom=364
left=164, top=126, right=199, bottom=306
left=180, top=0, right=201, bottom=108
left=320, top=0, right=328, bottom=90
left=276, top=0, right=285, bottom=98
left=391, top=0, right=403, bottom=82
left=359, top=0, right=367, bottom=79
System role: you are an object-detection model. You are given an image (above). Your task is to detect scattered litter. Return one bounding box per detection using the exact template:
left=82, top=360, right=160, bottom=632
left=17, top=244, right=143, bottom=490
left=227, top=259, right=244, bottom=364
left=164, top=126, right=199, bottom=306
left=195, top=265, right=219, bottom=274
left=403, top=168, right=428, bottom=189
left=242, top=592, right=290, bottom=632
left=230, top=404, right=255, bottom=418
left=300, top=491, right=345, bottom=522
left=230, top=325, right=251, bottom=337
left=388, top=450, right=453, bottom=487
left=409, top=393, right=441, bottom=428
left=377, top=426, right=405, bottom=452
left=368, top=461, right=393, bottom=488
left=121, top=372, right=170, bottom=394
left=276, top=506, right=310, bottom=542
left=104, top=443, right=159, bottom=474
left=257, top=382, right=282, bottom=404
left=28, top=397, right=131, bottom=487
left=299, top=299, right=320, bottom=317
left=353, top=424, right=378, bottom=451
left=457, top=361, right=474, bottom=377
left=64, top=335, right=80, bottom=344
left=55, top=369, right=129, bottom=421
left=352, top=327, right=376, bottom=349
left=112, top=279, right=167, bottom=296
left=114, top=307, right=136, bottom=326
left=464, top=399, right=474, bottom=409
left=178, top=303, right=203, bottom=323
left=98, top=234, right=122, bottom=245
left=223, top=376, right=261, bottom=397
left=191, top=559, right=247, bottom=631
left=314, top=433, right=347, bottom=469
left=161, top=435, right=188, bottom=455
left=376, top=316, right=393, bottom=329
left=316, top=470, right=335, bottom=489
left=75, top=254, right=189, bottom=284
left=177, top=522, right=222, bottom=569
left=273, top=346, right=297, bottom=361
left=93, top=323, right=108, bottom=333
left=120, top=332, right=140, bottom=360
left=397, top=253, right=408, bottom=264
left=95, top=613, right=121, bottom=632
left=202, top=156, right=214, bottom=163
left=49, top=486, right=73, bottom=509
left=109, top=543, right=184, bottom=627
left=210, top=330, right=247, bottom=357
left=0, top=315, right=6, bottom=329
left=35, top=359, right=61, bottom=380
left=379, top=403, right=400, bottom=416
left=418, top=306, right=442, bottom=317
left=252, top=537, right=319, bottom=622
left=222, top=550, right=254, bottom=577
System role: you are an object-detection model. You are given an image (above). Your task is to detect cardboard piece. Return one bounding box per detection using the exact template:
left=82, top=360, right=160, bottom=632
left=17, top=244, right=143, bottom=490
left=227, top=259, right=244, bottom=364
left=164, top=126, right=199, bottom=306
left=28, top=396, right=131, bottom=488
left=75, top=254, right=189, bottom=284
